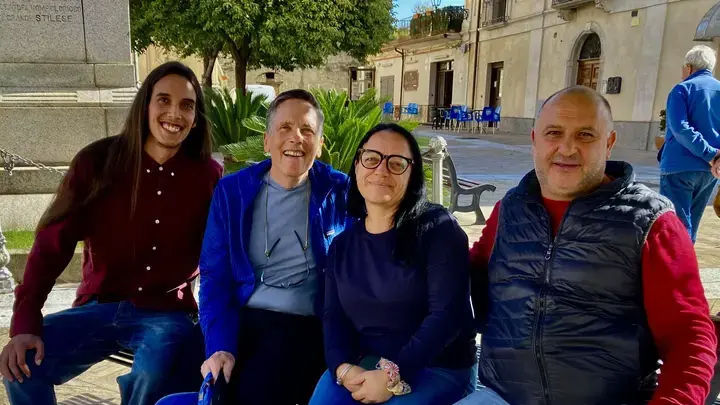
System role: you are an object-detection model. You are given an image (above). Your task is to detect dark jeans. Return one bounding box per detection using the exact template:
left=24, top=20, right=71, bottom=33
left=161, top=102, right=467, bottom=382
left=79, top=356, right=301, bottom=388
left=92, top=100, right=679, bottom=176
left=3, top=300, right=203, bottom=405
left=227, top=307, right=325, bottom=405
left=660, top=171, right=718, bottom=243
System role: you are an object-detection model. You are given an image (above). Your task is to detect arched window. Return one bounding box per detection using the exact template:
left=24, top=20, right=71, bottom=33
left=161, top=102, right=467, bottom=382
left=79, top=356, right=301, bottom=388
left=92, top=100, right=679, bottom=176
left=579, top=33, right=601, bottom=60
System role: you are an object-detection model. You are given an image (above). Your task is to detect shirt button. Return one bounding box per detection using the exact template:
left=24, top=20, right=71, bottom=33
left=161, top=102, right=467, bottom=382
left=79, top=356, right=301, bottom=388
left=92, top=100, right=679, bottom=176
left=159, top=167, right=164, bottom=172
left=157, top=190, right=162, bottom=196
left=138, top=287, right=143, bottom=292
left=152, top=246, right=157, bottom=251
left=155, top=219, right=160, bottom=224
left=146, top=266, right=151, bottom=271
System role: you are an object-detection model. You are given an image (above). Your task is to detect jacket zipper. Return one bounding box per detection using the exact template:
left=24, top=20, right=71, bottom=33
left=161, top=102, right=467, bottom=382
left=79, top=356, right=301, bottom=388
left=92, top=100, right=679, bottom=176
left=532, top=203, right=573, bottom=405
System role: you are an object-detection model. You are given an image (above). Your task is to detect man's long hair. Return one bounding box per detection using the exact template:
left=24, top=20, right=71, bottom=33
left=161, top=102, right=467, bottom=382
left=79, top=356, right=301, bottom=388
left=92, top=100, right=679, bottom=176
left=36, top=61, right=213, bottom=232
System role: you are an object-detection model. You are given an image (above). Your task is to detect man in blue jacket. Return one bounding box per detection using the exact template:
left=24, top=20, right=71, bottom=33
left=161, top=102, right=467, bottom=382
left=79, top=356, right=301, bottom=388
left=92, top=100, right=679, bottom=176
left=198, top=89, right=350, bottom=405
left=659, top=45, right=720, bottom=243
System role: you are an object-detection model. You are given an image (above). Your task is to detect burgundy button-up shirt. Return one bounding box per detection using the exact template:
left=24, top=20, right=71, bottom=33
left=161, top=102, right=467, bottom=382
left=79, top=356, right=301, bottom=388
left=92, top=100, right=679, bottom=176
left=10, top=137, right=222, bottom=337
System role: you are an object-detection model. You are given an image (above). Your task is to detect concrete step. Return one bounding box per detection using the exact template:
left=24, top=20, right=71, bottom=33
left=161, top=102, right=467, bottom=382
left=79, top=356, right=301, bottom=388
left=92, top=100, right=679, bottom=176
left=0, top=166, right=66, bottom=195
left=8, top=249, right=82, bottom=284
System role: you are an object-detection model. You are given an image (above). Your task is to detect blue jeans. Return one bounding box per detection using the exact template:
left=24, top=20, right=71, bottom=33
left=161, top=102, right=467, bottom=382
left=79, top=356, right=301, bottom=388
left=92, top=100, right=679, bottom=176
left=453, top=387, right=510, bottom=405
left=3, top=300, right=202, bottom=405
left=660, top=170, right=718, bottom=243
left=308, top=365, right=478, bottom=405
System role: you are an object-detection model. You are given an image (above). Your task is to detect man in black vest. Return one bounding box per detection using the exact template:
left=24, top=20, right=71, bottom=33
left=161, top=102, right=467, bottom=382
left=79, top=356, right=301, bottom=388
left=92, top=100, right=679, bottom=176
left=458, top=86, right=717, bottom=405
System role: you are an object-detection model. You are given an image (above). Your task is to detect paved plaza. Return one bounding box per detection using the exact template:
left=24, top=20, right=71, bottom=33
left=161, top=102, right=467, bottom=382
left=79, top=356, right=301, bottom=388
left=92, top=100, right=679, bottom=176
left=0, top=128, right=717, bottom=404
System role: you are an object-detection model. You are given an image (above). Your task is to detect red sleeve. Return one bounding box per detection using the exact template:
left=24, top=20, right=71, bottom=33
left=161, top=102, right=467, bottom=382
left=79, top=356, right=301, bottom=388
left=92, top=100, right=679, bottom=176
left=10, top=153, right=90, bottom=337
left=469, top=201, right=500, bottom=328
left=644, top=211, right=717, bottom=405
left=469, top=200, right=501, bottom=268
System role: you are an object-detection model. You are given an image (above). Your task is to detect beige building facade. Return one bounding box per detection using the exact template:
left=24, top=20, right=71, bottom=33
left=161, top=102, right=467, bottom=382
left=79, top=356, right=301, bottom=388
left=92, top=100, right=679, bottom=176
left=135, top=46, right=361, bottom=96
left=371, top=0, right=720, bottom=151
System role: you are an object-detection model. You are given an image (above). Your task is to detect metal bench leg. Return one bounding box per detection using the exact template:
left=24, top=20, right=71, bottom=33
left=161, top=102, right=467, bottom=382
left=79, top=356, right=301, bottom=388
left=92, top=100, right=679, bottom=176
left=473, top=207, right=487, bottom=225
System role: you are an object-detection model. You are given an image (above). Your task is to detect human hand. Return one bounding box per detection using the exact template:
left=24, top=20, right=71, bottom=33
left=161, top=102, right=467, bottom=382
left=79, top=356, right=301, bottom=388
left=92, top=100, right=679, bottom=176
left=343, top=365, right=366, bottom=393
left=712, top=156, right=720, bottom=179
left=0, top=334, right=44, bottom=383
left=349, top=370, right=393, bottom=404
left=200, top=351, right=235, bottom=384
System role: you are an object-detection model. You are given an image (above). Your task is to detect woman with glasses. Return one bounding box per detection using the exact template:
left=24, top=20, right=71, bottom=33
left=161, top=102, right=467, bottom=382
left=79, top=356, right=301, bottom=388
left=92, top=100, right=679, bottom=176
left=308, top=123, right=478, bottom=405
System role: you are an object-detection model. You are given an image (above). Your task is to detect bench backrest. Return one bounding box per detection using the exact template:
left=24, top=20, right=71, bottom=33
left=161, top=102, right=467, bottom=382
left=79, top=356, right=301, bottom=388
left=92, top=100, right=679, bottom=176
left=422, top=150, right=458, bottom=187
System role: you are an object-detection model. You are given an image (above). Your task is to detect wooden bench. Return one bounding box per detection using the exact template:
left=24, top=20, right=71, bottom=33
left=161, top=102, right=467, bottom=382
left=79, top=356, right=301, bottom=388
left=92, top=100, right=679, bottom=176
left=423, top=152, right=496, bottom=225
left=108, top=349, right=135, bottom=367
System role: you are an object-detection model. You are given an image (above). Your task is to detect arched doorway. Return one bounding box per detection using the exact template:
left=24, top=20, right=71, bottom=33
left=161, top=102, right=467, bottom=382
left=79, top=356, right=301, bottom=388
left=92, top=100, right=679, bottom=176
left=576, top=33, right=602, bottom=90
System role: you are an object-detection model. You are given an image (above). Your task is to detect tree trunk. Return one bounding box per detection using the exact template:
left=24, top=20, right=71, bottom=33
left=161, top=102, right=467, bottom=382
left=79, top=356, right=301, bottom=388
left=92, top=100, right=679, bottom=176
left=228, top=37, right=250, bottom=94
left=235, top=55, right=247, bottom=94
left=201, top=54, right=216, bottom=88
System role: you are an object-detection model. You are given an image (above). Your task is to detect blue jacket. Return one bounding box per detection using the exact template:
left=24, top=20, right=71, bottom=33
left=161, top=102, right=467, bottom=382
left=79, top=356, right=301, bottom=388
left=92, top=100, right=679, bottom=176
left=198, top=159, right=350, bottom=358
left=660, top=69, right=720, bottom=174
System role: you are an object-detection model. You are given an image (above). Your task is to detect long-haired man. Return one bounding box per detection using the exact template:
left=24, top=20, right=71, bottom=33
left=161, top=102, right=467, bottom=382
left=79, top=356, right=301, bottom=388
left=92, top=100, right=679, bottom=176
left=1, top=61, right=222, bottom=405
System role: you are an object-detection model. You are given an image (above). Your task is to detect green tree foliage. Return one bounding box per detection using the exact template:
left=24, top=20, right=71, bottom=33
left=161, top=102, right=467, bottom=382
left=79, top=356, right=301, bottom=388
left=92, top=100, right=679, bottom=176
left=130, top=0, right=224, bottom=87
left=130, top=0, right=395, bottom=92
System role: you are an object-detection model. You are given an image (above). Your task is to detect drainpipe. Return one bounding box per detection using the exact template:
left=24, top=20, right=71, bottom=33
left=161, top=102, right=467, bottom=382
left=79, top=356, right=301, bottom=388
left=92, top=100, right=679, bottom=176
left=470, top=1, right=482, bottom=109
left=395, top=47, right=405, bottom=118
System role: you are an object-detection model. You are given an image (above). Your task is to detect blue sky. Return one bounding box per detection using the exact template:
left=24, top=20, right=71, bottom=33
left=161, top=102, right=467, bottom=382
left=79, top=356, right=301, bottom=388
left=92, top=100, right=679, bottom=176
left=394, top=0, right=465, bottom=20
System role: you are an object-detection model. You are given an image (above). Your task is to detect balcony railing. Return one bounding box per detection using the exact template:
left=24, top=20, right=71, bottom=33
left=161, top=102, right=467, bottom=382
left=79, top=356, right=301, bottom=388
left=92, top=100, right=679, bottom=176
left=394, top=6, right=468, bottom=41
left=551, top=0, right=595, bottom=8
left=481, top=0, right=509, bottom=28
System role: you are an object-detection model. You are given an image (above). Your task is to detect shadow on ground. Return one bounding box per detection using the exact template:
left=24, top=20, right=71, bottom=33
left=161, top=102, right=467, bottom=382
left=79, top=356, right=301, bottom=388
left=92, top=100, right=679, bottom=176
left=59, top=394, right=119, bottom=405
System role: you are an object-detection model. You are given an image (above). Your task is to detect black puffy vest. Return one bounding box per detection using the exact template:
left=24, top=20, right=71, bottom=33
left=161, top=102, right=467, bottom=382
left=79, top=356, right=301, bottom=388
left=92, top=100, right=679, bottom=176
left=479, top=161, right=673, bottom=405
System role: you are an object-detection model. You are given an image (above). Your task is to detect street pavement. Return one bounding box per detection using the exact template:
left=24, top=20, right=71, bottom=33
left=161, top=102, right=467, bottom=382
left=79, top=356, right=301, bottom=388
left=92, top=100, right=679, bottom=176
left=413, top=127, right=664, bottom=205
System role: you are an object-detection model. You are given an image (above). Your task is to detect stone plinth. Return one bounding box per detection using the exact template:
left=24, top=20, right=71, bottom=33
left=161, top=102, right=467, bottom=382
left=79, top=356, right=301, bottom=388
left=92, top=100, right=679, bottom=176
left=0, top=0, right=135, bottom=197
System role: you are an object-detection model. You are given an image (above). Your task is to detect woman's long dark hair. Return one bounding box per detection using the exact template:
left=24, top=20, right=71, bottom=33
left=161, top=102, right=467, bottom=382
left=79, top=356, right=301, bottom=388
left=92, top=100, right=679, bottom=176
left=36, top=61, right=213, bottom=232
left=348, top=123, right=438, bottom=264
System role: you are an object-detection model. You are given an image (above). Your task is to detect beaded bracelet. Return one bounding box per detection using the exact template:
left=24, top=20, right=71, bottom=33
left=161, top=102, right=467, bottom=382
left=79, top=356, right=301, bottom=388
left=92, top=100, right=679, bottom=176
left=377, top=358, right=411, bottom=395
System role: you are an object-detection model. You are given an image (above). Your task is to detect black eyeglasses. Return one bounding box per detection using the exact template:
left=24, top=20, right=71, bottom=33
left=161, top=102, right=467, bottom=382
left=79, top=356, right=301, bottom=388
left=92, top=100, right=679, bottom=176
left=358, top=148, right=414, bottom=175
left=260, top=230, right=311, bottom=289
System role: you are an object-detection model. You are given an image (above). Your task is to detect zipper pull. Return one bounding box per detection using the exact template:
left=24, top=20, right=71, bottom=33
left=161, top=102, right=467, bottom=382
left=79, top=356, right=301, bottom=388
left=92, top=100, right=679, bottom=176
left=544, top=243, right=553, bottom=260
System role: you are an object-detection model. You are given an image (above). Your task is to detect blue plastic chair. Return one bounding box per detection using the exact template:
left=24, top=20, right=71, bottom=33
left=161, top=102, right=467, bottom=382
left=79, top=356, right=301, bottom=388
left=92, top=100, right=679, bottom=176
left=455, top=105, right=474, bottom=132
left=400, top=102, right=419, bottom=121
left=485, top=106, right=501, bottom=134
left=438, top=108, right=448, bottom=129
left=155, top=374, right=226, bottom=405
left=479, top=106, right=494, bottom=134
left=472, top=109, right=484, bottom=133
left=382, top=102, right=394, bottom=119
left=448, top=105, right=461, bottom=130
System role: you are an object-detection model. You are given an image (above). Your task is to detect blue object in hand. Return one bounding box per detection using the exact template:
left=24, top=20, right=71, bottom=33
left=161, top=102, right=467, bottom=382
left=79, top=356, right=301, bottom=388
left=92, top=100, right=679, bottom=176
left=155, top=373, right=228, bottom=405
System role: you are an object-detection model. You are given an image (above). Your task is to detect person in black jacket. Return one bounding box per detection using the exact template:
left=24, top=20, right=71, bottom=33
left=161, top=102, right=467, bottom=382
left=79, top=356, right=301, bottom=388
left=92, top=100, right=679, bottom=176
left=308, top=123, right=478, bottom=405
left=457, top=86, right=716, bottom=405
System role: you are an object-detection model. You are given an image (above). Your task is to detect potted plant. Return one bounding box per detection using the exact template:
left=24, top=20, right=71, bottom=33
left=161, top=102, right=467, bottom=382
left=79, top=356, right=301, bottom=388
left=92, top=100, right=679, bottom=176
left=655, top=109, right=666, bottom=151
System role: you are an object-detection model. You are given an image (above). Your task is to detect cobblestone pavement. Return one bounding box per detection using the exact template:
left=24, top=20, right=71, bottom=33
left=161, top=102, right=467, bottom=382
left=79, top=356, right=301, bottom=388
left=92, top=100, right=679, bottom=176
left=0, top=128, right=717, bottom=404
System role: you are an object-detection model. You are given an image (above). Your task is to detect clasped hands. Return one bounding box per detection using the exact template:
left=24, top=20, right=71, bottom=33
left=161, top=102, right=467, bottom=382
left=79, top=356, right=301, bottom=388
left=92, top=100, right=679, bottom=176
left=338, top=364, right=394, bottom=404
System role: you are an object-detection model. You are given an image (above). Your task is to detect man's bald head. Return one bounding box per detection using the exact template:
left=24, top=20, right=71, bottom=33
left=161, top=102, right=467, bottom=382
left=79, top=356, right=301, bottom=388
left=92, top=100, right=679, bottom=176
left=531, top=84, right=618, bottom=201
left=536, top=85, right=614, bottom=131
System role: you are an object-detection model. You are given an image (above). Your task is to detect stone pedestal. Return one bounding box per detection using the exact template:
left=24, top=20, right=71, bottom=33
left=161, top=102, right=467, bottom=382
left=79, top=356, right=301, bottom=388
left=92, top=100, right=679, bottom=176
left=428, top=136, right=447, bottom=206
left=0, top=0, right=135, bottom=196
